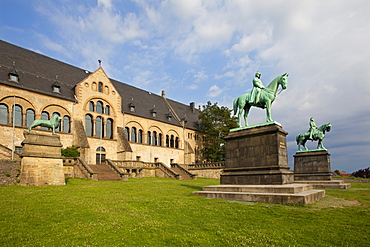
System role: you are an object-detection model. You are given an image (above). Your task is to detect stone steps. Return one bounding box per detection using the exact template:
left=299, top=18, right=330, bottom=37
left=294, top=180, right=351, bottom=189
left=89, top=164, right=121, bottom=181
left=193, top=184, right=326, bottom=205
left=171, top=167, right=192, bottom=180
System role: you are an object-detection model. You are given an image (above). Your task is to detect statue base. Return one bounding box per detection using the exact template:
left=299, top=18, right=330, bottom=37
left=19, top=132, right=65, bottom=186
left=293, top=150, right=351, bottom=189
left=294, top=150, right=332, bottom=181
left=194, top=124, right=325, bottom=204
left=221, top=123, right=294, bottom=185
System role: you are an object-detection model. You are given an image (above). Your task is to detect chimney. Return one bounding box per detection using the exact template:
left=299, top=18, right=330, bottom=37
left=190, top=102, right=195, bottom=113
left=161, top=90, right=166, bottom=98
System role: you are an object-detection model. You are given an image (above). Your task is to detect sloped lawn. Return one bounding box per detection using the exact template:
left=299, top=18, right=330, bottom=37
left=0, top=178, right=369, bottom=246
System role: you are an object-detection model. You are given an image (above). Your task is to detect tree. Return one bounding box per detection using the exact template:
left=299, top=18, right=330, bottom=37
left=351, top=167, right=370, bottom=178
left=198, top=101, right=238, bottom=162
left=61, top=146, right=80, bottom=157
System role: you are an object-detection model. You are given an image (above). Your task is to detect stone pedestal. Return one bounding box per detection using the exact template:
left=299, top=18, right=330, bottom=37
left=19, top=132, right=65, bottom=186
left=221, top=123, right=294, bottom=185
left=294, top=150, right=332, bottom=181
left=193, top=123, right=326, bottom=205
left=294, top=150, right=351, bottom=189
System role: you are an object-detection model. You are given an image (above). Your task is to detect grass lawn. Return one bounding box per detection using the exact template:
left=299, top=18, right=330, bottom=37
left=0, top=178, right=369, bottom=246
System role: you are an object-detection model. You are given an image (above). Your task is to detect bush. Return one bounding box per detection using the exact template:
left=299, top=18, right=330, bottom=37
left=61, top=146, right=80, bottom=157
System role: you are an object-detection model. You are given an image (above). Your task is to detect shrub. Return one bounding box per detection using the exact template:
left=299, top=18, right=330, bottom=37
left=61, top=146, right=80, bottom=157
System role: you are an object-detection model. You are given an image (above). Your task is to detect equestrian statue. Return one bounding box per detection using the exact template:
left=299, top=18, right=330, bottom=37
left=296, top=117, right=332, bottom=151
left=28, top=114, right=62, bottom=135
left=233, top=72, right=288, bottom=127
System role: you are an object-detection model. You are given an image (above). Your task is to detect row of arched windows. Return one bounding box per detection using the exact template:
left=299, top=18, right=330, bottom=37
left=0, top=103, right=70, bottom=133
left=85, top=114, right=113, bottom=139
left=124, top=127, right=179, bottom=148
left=89, top=101, right=110, bottom=115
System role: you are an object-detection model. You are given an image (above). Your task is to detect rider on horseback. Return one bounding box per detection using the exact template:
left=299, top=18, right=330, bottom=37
left=308, top=117, right=318, bottom=140
left=248, top=71, right=265, bottom=107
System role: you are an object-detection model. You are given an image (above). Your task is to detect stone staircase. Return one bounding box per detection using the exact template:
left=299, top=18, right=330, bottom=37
left=170, top=163, right=197, bottom=180
left=89, top=164, right=122, bottom=181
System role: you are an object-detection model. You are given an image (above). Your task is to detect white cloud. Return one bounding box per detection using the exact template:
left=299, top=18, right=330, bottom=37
left=207, top=85, right=223, bottom=98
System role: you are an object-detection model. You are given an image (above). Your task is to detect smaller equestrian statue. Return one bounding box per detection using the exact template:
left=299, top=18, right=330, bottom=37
left=28, top=114, right=62, bottom=135
left=233, top=72, right=288, bottom=127
left=296, top=118, right=332, bottom=151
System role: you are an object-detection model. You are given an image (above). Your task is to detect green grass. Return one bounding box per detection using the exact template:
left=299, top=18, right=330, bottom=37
left=1, top=178, right=369, bottom=246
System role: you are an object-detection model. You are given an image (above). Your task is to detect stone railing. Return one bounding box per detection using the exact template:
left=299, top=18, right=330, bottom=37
left=146, top=162, right=180, bottom=179
left=103, top=159, right=129, bottom=181
left=183, top=161, right=225, bottom=170
left=171, top=163, right=197, bottom=179
left=63, top=157, right=97, bottom=180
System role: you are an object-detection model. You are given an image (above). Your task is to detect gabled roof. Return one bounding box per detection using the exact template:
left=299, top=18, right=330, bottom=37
left=0, top=40, right=199, bottom=130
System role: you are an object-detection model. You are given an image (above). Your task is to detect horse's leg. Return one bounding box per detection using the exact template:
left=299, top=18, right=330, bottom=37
left=237, top=106, right=243, bottom=127
left=303, top=139, right=308, bottom=150
left=244, top=104, right=251, bottom=126
left=265, top=101, right=272, bottom=122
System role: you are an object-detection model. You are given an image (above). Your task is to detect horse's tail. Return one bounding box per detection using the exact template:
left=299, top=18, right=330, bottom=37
left=233, top=97, right=239, bottom=115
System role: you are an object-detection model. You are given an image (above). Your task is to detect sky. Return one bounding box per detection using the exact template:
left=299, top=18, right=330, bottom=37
left=1, top=0, right=369, bottom=173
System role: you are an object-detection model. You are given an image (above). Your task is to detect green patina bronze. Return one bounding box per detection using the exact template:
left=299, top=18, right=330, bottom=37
left=233, top=72, right=288, bottom=127
left=296, top=118, right=332, bottom=151
left=28, top=114, right=62, bottom=135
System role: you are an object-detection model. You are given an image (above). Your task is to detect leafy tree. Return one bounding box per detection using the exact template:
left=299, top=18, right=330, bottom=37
left=61, top=146, right=80, bottom=157
left=351, top=167, right=370, bottom=178
left=198, top=101, right=238, bottom=162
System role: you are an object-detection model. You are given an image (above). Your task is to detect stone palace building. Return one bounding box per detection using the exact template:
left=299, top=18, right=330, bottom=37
left=0, top=40, right=201, bottom=167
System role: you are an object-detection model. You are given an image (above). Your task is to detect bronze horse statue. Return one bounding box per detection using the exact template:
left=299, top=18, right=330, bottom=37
left=28, top=114, right=62, bottom=135
left=233, top=73, right=288, bottom=127
left=296, top=123, right=332, bottom=151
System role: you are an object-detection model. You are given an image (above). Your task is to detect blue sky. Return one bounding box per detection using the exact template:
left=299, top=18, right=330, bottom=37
left=1, top=0, right=369, bottom=173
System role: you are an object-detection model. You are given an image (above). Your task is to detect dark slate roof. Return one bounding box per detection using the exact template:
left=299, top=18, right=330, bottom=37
left=0, top=40, right=199, bottom=130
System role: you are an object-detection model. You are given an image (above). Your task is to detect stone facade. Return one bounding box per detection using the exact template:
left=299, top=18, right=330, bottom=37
left=0, top=40, right=201, bottom=167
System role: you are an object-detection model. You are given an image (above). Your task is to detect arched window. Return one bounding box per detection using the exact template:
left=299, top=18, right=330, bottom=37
left=105, top=105, right=110, bottom=115
left=63, top=115, right=70, bottom=133
left=95, top=116, right=103, bottom=138
left=158, top=133, right=162, bottom=146
left=166, top=135, right=169, bottom=147
left=53, top=112, right=61, bottom=132
left=96, top=146, right=106, bottom=164
left=152, top=131, right=157, bottom=146
left=131, top=127, right=137, bottom=142
left=96, top=101, right=103, bottom=114
left=13, top=105, right=22, bottom=127
left=98, top=82, right=103, bottom=92
left=175, top=137, right=179, bottom=149
left=138, top=129, right=143, bottom=143
left=147, top=131, right=151, bottom=145
left=26, top=109, right=35, bottom=127
left=41, top=111, right=49, bottom=130
left=170, top=135, right=174, bottom=148
left=85, top=114, right=93, bottom=136
left=0, top=104, right=8, bottom=125
left=106, top=118, right=113, bottom=139
left=125, top=127, right=130, bottom=141
left=89, top=101, right=94, bottom=112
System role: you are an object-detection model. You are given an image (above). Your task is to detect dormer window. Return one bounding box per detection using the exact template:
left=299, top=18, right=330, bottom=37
left=8, top=62, right=19, bottom=82
left=150, top=109, right=157, bottom=118
left=128, top=103, right=135, bottom=112
left=52, top=75, right=61, bottom=93
left=166, top=113, right=172, bottom=121
left=9, top=73, right=19, bottom=82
